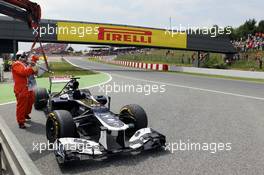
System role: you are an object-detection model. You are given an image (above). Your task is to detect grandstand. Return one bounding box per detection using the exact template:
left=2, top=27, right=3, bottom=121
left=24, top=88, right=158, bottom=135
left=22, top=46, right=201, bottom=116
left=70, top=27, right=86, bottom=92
left=32, top=43, right=68, bottom=55
left=86, top=46, right=145, bottom=56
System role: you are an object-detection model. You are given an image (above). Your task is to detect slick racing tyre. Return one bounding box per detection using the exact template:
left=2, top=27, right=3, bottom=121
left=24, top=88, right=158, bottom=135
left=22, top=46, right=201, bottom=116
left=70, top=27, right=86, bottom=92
left=119, top=104, right=148, bottom=137
left=46, top=110, right=76, bottom=143
left=34, top=88, right=49, bottom=110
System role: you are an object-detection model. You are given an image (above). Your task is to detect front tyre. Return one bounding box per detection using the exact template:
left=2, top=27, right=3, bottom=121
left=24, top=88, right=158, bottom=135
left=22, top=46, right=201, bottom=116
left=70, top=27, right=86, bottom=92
left=119, top=104, right=148, bottom=137
left=46, top=110, right=76, bottom=143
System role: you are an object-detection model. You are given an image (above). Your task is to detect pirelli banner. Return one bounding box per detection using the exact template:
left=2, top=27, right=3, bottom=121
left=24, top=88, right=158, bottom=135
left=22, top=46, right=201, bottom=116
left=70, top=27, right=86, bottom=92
left=0, top=16, right=236, bottom=53
left=56, top=22, right=187, bottom=49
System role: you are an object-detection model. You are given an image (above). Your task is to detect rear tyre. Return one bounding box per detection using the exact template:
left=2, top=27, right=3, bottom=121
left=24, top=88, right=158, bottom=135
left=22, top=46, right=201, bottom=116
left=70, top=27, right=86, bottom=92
left=34, top=88, right=49, bottom=110
left=119, top=104, right=148, bottom=137
left=46, top=110, right=76, bottom=143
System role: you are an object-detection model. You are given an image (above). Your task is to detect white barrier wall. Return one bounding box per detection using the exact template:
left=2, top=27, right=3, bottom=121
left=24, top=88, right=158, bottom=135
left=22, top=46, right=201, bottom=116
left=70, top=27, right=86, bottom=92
left=169, top=66, right=264, bottom=79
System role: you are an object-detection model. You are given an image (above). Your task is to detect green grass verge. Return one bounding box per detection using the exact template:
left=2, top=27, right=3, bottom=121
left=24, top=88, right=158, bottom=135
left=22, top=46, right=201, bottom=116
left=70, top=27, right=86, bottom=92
left=115, top=50, right=194, bottom=66
left=168, top=71, right=264, bottom=83
left=0, top=60, right=104, bottom=104
left=230, top=60, right=264, bottom=72
left=0, top=73, right=110, bottom=104
left=42, top=61, right=96, bottom=77
left=115, top=49, right=264, bottom=71
left=115, top=49, right=224, bottom=67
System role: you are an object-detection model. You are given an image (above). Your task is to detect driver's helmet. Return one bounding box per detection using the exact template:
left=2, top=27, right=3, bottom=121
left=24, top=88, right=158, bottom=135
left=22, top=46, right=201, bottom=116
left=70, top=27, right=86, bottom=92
left=72, top=81, right=79, bottom=90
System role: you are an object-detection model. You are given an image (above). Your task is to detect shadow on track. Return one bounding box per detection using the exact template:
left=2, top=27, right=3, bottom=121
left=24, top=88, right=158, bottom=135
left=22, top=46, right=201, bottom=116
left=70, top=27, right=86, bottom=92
left=29, top=149, right=53, bottom=162
left=59, top=149, right=170, bottom=174
left=25, top=120, right=46, bottom=135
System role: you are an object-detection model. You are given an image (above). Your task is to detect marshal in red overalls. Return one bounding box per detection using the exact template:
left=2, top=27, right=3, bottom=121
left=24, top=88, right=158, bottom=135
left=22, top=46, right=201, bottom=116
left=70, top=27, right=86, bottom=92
left=12, top=57, right=37, bottom=128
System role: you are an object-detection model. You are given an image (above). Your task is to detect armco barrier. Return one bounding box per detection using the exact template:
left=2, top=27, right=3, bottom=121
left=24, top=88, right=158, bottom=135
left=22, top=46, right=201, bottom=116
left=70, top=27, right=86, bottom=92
left=0, top=116, right=41, bottom=175
left=169, top=66, right=264, bottom=79
left=108, top=60, right=169, bottom=71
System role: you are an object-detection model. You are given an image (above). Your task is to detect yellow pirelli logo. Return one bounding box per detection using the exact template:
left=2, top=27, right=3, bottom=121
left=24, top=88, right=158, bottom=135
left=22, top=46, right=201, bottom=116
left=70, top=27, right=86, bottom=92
left=57, top=22, right=187, bottom=49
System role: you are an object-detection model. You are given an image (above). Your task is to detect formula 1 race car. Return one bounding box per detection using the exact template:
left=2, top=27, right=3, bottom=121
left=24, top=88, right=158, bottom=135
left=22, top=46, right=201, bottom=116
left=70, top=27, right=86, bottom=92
left=34, top=77, right=166, bottom=164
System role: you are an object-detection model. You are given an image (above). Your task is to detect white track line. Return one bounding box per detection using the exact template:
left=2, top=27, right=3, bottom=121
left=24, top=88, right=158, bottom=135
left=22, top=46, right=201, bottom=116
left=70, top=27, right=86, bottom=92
left=66, top=58, right=264, bottom=101
left=0, top=101, right=16, bottom=106
left=82, top=75, right=112, bottom=90
left=112, top=74, right=264, bottom=101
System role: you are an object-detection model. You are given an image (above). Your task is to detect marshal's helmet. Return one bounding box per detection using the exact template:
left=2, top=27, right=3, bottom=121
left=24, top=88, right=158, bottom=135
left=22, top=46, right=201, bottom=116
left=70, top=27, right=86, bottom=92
left=16, top=50, right=28, bottom=62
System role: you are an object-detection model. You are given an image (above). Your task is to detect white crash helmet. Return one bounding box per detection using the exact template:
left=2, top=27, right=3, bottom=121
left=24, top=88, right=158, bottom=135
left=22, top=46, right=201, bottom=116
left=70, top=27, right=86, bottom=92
left=16, top=50, right=25, bottom=56
left=16, top=50, right=27, bottom=60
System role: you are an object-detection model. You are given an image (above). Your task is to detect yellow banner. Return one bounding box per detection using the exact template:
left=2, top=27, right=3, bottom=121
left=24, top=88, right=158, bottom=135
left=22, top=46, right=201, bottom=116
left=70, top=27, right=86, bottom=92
left=57, top=22, right=187, bottom=49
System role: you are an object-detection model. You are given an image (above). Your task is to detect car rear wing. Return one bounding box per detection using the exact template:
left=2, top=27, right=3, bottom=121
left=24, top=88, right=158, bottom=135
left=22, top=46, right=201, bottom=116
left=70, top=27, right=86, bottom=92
left=48, top=76, right=72, bottom=93
left=49, top=76, right=72, bottom=84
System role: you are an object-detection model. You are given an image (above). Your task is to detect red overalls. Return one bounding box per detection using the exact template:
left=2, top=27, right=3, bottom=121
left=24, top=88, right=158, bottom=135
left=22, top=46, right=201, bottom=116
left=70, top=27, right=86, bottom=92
left=12, top=61, right=35, bottom=125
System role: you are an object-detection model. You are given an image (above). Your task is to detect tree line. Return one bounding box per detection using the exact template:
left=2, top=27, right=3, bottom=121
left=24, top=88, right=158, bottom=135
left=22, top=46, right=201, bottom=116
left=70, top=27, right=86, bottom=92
left=229, top=19, right=264, bottom=40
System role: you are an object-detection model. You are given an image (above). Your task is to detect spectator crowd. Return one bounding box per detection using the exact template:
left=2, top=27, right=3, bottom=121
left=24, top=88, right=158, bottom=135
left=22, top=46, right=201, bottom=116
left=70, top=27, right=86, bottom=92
left=232, top=33, right=264, bottom=52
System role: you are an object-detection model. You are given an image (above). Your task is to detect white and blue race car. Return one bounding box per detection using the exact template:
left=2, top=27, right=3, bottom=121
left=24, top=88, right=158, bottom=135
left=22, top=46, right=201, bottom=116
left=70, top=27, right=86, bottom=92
left=34, top=77, right=166, bottom=164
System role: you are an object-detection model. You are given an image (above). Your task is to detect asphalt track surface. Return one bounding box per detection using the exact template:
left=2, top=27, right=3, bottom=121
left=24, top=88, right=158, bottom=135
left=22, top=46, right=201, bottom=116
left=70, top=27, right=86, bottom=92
left=1, top=57, right=264, bottom=175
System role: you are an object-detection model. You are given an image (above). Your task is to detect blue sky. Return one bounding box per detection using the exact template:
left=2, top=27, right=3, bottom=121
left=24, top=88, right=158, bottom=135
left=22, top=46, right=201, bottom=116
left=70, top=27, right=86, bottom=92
left=20, top=0, right=264, bottom=51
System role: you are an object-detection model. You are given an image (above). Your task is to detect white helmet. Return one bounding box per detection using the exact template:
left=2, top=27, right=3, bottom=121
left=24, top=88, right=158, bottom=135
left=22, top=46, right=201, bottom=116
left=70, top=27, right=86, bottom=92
left=16, top=50, right=25, bottom=56
left=16, top=50, right=27, bottom=60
